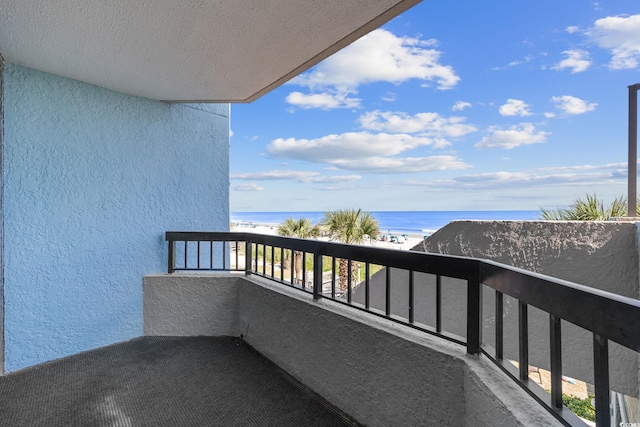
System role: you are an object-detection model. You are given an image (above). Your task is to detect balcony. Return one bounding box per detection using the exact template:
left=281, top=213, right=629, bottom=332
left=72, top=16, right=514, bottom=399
left=155, top=230, right=640, bottom=426
left=1, top=230, right=637, bottom=426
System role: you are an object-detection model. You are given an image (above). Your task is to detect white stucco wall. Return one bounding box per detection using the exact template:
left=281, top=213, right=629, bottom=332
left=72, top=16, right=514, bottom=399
left=144, top=274, right=562, bottom=426
left=2, top=63, right=230, bottom=372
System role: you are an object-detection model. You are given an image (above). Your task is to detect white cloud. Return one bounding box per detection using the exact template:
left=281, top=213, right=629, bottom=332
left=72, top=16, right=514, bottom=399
left=508, top=55, right=534, bottom=67
left=566, top=26, right=579, bottom=34
left=268, top=132, right=445, bottom=162
left=551, top=95, right=597, bottom=115
left=499, top=99, right=533, bottom=117
left=266, top=131, right=471, bottom=174
left=332, top=156, right=470, bottom=174
left=544, top=112, right=557, bottom=118
left=231, top=170, right=361, bottom=184
left=452, top=101, right=472, bottom=111
left=475, top=123, right=549, bottom=149
left=230, top=129, right=234, bottom=137
left=587, top=14, right=640, bottom=69
left=286, top=29, right=460, bottom=109
left=552, top=50, right=592, bottom=73
left=285, top=91, right=360, bottom=110
left=537, top=162, right=626, bottom=173
left=492, top=55, right=534, bottom=70
left=403, top=162, right=626, bottom=191
left=382, top=92, right=397, bottom=102
left=231, top=183, right=263, bottom=191
left=358, top=110, right=476, bottom=139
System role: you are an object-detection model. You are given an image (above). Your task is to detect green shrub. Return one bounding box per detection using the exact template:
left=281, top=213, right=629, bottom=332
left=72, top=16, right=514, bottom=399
left=562, top=394, right=595, bottom=422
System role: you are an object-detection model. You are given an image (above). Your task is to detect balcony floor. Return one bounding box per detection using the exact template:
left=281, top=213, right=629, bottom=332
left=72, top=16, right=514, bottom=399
left=0, top=336, right=356, bottom=426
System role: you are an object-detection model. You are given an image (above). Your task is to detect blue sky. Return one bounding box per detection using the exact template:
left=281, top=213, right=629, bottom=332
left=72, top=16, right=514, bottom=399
left=230, top=1, right=640, bottom=212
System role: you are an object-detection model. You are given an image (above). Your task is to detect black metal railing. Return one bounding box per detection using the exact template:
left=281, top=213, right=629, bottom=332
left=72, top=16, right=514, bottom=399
left=166, top=231, right=640, bottom=427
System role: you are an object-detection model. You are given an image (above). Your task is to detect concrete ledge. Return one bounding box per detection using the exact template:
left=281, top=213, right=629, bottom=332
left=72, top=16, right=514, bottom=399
left=239, top=276, right=561, bottom=427
left=143, top=274, right=241, bottom=336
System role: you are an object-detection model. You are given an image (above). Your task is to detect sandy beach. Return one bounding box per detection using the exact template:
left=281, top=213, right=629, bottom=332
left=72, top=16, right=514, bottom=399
left=232, top=223, right=424, bottom=251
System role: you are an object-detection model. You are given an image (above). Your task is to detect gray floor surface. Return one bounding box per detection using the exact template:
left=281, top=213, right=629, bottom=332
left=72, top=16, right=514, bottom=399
left=0, top=336, right=357, bottom=426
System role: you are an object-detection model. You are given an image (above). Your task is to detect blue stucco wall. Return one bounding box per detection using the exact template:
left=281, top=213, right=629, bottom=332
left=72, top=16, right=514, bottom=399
left=2, top=64, right=229, bottom=371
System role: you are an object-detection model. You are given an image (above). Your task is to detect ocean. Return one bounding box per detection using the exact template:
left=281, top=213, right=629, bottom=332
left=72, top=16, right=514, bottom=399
left=231, top=210, right=541, bottom=236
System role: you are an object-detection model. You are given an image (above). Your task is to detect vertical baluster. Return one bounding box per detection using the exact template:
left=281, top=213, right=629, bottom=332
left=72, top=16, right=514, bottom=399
left=331, top=257, right=336, bottom=298
left=519, top=301, right=529, bottom=381
left=280, top=247, right=284, bottom=281
left=197, top=241, right=201, bottom=269
left=254, top=243, right=258, bottom=273
left=290, top=249, right=295, bottom=285
left=550, top=315, right=562, bottom=409
left=409, top=270, right=414, bottom=324
left=245, top=239, right=253, bottom=275
left=385, top=267, right=391, bottom=317
left=347, top=260, right=352, bottom=303
left=313, top=252, right=322, bottom=300
left=168, top=240, right=175, bottom=273
left=436, top=275, right=442, bottom=333
left=271, top=246, right=275, bottom=278
left=466, top=279, right=482, bottom=355
left=302, top=252, right=307, bottom=289
left=184, top=241, right=188, bottom=270
left=262, top=244, right=266, bottom=275
left=222, top=241, right=227, bottom=270
left=236, top=241, right=241, bottom=270
left=495, top=291, right=504, bottom=360
left=365, top=263, right=370, bottom=309
left=593, top=333, right=610, bottom=427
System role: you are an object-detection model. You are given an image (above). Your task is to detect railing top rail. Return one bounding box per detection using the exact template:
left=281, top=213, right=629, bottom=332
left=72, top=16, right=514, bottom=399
left=482, top=260, right=640, bottom=352
left=166, top=231, right=480, bottom=280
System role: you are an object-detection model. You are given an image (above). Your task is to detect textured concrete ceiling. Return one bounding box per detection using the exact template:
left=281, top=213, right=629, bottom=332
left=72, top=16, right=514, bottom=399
left=0, top=0, right=420, bottom=102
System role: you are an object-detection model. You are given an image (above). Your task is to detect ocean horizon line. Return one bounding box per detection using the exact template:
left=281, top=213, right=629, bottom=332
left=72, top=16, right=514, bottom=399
left=232, top=209, right=539, bottom=213
left=231, top=210, right=541, bottom=236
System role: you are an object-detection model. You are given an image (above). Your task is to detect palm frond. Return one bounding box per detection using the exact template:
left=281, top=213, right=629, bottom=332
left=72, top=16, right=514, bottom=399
left=539, top=193, right=630, bottom=221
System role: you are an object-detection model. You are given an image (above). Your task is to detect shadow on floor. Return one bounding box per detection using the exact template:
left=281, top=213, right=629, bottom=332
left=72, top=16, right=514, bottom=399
left=0, top=336, right=357, bottom=427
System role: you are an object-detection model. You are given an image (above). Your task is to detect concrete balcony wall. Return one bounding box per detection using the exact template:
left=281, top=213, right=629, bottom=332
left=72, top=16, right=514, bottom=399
left=2, top=64, right=230, bottom=372
left=353, top=220, right=639, bottom=395
left=144, top=274, right=561, bottom=426
left=143, top=274, right=240, bottom=336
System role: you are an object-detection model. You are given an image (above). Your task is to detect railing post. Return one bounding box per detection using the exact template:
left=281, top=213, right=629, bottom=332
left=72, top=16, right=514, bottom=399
left=519, top=301, right=529, bottom=381
left=168, top=239, right=175, bottom=273
left=593, top=333, right=611, bottom=427
left=550, top=314, right=563, bottom=409
left=466, top=277, right=482, bottom=354
left=495, top=291, right=503, bottom=359
left=245, top=238, right=253, bottom=276
left=313, top=252, right=323, bottom=300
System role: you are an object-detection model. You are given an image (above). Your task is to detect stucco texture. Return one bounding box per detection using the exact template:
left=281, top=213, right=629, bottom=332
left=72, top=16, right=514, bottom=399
left=143, top=274, right=240, bottom=336
left=3, top=64, right=229, bottom=371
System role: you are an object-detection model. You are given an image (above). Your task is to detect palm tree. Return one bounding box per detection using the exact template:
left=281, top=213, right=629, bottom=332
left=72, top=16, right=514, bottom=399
left=540, top=194, right=629, bottom=221
left=277, top=218, right=320, bottom=285
left=321, top=209, right=380, bottom=290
